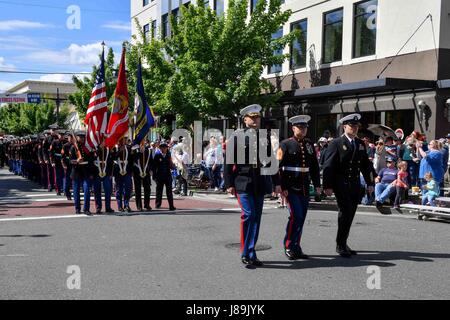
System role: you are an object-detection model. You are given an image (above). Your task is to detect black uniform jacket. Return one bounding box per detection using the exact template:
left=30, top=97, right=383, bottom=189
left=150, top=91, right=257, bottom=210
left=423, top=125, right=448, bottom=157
left=152, top=151, right=173, bottom=182
left=69, top=143, right=97, bottom=180
left=322, top=135, right=376, bottom=192
left=132, top=147, right=153, bottom=178
left=112, top=145, right=133, bottom=177
left=278, top=137, right=321, bottom=196
left=96, top=146, right=114, bottom=177
left=224, top=128, right=280, bottom=195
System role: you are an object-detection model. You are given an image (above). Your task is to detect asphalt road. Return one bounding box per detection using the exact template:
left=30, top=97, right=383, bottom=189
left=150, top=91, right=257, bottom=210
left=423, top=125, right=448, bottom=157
left=0, top=207, right=449, bottom=300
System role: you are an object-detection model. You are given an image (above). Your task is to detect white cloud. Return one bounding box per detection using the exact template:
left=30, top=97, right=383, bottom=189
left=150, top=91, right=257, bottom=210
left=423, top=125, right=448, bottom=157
left=38, top=74, right=75, bottom=83
left=102, top=21, right=131, bottom=32
left=0, top=57, right=15, bottom=70
left=25, top=42, right=105, bottom=66
left=68, top=43, right=105, bottom=65
left=0, top=81, right=17, bottom=92
left=0, top=20, right=53, bottom=31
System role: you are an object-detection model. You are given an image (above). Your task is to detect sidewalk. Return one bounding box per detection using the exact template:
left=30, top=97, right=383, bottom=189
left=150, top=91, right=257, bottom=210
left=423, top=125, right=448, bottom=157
left=191, top=189, right=419, bottom=216
left=0, top=169, right=238, bottom=220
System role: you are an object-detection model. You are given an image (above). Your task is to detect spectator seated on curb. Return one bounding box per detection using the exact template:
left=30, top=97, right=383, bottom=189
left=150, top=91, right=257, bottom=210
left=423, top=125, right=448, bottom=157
left=375, top=156, right=398, bottom=208
left=422, top=171, right=440, bottom=207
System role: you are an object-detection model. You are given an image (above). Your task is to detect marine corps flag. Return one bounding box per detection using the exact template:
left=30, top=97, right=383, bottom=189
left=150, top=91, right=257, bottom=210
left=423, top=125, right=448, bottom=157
left=133, top=58, right=155, bottom=146
left=105, top=46, right=129, bottom=149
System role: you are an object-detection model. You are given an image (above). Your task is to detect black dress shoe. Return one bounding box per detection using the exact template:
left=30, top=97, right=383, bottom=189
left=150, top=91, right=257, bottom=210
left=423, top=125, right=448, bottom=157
left=285, top=248, right=309, bottom=260
left=336, top=245, right=351, bottom=258
left=136, top=207, right=143, bottom=212
left=118, top=207, right=124, bottom=212
left=144, top=206, right=152, bottom=211
left=285, top=249, right=299, bottom=260
left=84, top=210, right=92, bottom=216
left=125, top=206, right=132, bottom=213
left=297, top=248, right=309, bottom=259
left=169, top=207, right=176, bottom=211
left=95, top=210, right=102, bottom=215
left=241, top=257, right=263, bottom=266
left=75, top=210, right=81, bottom=215
left=105, top=209, right=115, bottom=214
left=346, top=245, right=357, bottom=255
left=251, top=258, right=263, bottom=266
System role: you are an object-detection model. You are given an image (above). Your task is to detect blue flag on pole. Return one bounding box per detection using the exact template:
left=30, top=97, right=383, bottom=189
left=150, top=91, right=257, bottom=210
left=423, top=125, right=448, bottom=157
left=133, top=59, right=155, bottom=146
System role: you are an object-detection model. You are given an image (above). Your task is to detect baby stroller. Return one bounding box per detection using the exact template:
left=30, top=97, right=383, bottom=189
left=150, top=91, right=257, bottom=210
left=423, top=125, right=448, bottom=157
left=187, top=161, right=210, bottom=189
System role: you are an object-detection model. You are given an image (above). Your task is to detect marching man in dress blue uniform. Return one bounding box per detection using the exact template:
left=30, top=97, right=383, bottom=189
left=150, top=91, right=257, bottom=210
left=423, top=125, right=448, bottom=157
left=277, top=115, right=322, bottom=260
left=224, top=104, right=281, bottom=267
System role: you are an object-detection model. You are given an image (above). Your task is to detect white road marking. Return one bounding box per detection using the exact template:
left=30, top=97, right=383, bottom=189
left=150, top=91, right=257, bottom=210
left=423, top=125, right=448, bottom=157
left=0, top=254, right=29, bottom=257
left=0, top=215, right=89, bottom=222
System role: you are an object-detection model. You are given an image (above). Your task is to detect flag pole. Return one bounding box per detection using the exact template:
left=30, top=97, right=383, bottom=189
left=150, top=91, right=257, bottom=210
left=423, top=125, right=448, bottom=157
left=101, top=41, right=106, bottom=147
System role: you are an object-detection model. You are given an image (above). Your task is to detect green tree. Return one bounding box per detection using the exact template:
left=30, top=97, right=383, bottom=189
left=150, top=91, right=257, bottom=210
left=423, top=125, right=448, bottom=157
left=128, top=0, right=295, bottom=130
left=69, top=47, right=117, bottom=120
left=0, top=102, right=69, bottom=136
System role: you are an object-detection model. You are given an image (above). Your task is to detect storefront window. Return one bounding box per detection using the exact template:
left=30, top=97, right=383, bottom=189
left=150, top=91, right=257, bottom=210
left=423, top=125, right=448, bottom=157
left=316, top=114, right=338, bottom=140
left=385, top=110, right=415, bottom=138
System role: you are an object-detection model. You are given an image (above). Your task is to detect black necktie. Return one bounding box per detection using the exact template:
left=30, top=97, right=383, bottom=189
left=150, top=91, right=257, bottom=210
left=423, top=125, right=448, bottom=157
left=351, top=140, right=356, bottom=151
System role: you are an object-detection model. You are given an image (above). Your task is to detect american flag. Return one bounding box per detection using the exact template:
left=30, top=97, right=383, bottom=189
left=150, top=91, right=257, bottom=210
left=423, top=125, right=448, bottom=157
left=85, top=45, right=108, bottom=151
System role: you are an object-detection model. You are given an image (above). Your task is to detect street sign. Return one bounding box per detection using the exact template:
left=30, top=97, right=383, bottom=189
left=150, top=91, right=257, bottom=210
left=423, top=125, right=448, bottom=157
left=27, top=93, right=41, bottom=104
left=0, top=93, right=41, bottom=104
left=0, top=94, right=27, bottom=104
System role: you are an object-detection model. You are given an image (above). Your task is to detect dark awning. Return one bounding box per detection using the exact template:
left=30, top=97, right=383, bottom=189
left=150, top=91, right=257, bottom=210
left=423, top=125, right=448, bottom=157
left=285, top=78, right=436, bottom=100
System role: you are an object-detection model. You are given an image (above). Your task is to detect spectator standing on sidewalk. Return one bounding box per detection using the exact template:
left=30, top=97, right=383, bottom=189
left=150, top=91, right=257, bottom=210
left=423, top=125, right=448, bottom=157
left=418, top=139, right=444, bottom=194
left=393, top=161, right=409, bottom=209
left=373, top=140, right=387, bottom=174
left=204, top=136, right=219, bottom=190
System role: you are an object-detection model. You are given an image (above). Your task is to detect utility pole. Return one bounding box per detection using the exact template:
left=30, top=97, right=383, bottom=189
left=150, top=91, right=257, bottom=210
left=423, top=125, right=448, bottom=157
left=56, top=87, right=60, bottom=123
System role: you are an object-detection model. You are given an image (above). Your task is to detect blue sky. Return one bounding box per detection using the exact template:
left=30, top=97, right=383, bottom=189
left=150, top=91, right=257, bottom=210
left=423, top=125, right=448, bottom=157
left=0, top=0, right=131, bottom=92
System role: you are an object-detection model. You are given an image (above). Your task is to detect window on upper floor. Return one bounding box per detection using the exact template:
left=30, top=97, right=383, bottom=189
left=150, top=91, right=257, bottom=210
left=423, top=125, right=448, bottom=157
left=322, top=8, right=343, bottom=64
left=290, top=19, right=308, bottom=70
left=161, top=13, right=169, bottom=39
left=353, top=0, right=378, bottom=58
left=143, top=0, right=149, bottom=7
left=268, top=28, right=283, bottom=74
left=151, top=20, right=157, bottom=39
left=250, top=0, right=258, bottom=14
left=143, top=23, right=150, bottom=40
left=214, top=0, right=224, bottom=15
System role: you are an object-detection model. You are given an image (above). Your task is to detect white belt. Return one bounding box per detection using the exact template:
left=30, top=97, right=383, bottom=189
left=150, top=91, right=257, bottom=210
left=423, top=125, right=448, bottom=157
left=282, top=166, right=309, bottom=173
left=78, top=161, right=88, bottom=165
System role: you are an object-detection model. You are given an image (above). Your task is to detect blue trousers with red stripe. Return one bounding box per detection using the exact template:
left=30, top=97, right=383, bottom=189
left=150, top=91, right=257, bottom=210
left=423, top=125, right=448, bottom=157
left=284, top=193, right=309, bottom=251
left=236, top=193, right=265, bottom=260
